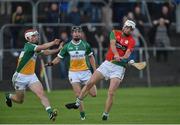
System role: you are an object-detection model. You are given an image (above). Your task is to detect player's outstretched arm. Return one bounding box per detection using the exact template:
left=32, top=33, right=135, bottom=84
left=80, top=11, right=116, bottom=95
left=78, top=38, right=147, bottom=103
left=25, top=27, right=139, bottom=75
left=43, top=41, right=64, bottom=56
left=45, top=56, right=61, bottom=66
left=35, top=39, right=60, bottom=52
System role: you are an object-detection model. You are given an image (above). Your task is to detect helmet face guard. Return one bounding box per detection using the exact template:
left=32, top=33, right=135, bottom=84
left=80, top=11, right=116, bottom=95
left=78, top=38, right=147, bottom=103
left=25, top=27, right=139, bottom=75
left=71, top=26, right=82, bottom=41
left=24, top=29, right=39, bottom=41
left=123, top=20, right=136, bottom=30
left=71, top=26, right=82, bottom=32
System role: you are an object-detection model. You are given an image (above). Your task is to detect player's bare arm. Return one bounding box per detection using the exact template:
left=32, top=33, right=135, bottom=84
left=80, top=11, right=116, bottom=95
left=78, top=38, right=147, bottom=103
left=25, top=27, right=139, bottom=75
left=120, top=49, right=132, bottom=59
left=89, top=54, right=96, bottom=72
left=43, top=41, right=64, bottom=56
left=110, top=39, right=120, bottom=61
left=45, top=41, right=65, bottom=66
left=35, top=39, right=60, bottom=52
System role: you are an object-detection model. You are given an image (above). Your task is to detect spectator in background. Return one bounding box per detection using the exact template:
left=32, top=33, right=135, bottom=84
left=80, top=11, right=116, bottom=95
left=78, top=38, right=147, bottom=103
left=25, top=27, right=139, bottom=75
left=45, top=3, right=59, bottom=41
left=41, top=5, right=49, bottom=23
left=161, top=5, right=172, bottom=22
left=79, top=0, right=92, bottom=23
left=102, top=0, right=113, bottom=32
left=148, top=5, right=171, bottom=62
left=127, top=12, right=134, bottom=21
left=59, top=31, right=69, bottom=79
left=133, top=5, right=147, bottom=37
left=60, top=31, right=69, bottom=43
left=80, top=1, right=102, bottom=24
left=67, top=0, right=79, bottom=14
left=48, top=3, right=59, bottom=23
left=12, top=6, right=25, bottom=24
left=160, top=5, right=171, bottom=35
left=68, top=6, right=81, bottom=25
left=81, top=31, right=87, bottom=41
left=11, top=6, right=25, bottom=57
left=59, top=2, right=69, bottom=23
left=153, top=18, right=171, bottom=62
left=91, top=3, right=102, bottom=23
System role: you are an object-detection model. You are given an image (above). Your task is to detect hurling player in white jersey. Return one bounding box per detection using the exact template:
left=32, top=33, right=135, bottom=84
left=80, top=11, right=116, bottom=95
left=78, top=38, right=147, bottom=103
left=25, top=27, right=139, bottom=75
left=46, top=26, right=97, bottom=120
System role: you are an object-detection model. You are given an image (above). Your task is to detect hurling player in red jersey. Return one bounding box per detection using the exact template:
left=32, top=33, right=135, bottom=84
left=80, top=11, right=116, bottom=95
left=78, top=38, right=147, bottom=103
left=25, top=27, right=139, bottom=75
left=65, top=20, right=136, bottom=120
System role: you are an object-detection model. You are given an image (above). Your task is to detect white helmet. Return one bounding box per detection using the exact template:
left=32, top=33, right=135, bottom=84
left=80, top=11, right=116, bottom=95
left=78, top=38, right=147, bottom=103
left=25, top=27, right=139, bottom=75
left=24, top=29, right=39, bottom=40
left=123, top=20, right=136, bottom=29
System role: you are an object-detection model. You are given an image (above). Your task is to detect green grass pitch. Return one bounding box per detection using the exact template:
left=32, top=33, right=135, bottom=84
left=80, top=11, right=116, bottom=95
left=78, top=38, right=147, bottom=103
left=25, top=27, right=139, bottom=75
left=0, top=87, right=180, bottom=124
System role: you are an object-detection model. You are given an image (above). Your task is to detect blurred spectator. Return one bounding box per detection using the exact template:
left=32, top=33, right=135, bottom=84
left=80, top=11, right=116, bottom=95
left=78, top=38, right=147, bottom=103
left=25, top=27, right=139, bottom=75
left=67, top=0, right=79, bottom=14
left=61, top=31, right=69, bottom=43
left=79, top=0, right=92, bottom=23
left=68, top=6, right=81, bottom=25
left=59, top=2, right=69, bottom=23
left=45, top=3, right=59, bottom=41
left=174, top=0, right=180, bottom=4
left=102, top=0, right=113, bottom=32
left=81, top=31, right=87, bottom=41
left=153, top=18, right=171, bottom=62
left=47, top=3, right=59, bottom=23
left=91, top=4, right=102, bottom=23
left=127, top=11, right=134, bottom=20
left=160, top=5, right=172, bottom=22
left=149, top=5, right=171, bottom=44
left=159, top=5, right=172, bottom=35
left=59, top=31, right=69, bottom=79
left=121, top=15, right=128, bottom=28
left=78, top=1, right=102, bottom=23
left=41, top=5, right=49, bottom=23
left=12, top=6, right=25, bottom=24
left=11, top=5, right=25, bottom=57
left=133, top=5, right=147, bottom=36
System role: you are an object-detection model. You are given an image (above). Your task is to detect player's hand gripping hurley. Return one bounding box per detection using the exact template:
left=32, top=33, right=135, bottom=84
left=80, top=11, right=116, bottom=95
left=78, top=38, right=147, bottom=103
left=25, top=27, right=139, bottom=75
left=128, top=60, right=146, bottom=70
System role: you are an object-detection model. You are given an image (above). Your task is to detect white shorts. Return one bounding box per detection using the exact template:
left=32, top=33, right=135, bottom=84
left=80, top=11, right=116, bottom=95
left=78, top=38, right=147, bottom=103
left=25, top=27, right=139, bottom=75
left=68, top=70, right=92, bottom=85
left=97, top=60, right=125, bottom=80
left=12, top=72, right=39, bottom=90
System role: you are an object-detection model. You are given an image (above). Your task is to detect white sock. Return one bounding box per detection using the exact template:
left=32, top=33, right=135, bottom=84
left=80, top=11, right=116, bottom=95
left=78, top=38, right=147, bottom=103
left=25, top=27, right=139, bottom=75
left=46, top=106, right=52, bottom=111
left=103, top=112, right=109, bottom=116
left=75, top=98, right=82, bottom=106
left=9, top=94, right=13, bottom=99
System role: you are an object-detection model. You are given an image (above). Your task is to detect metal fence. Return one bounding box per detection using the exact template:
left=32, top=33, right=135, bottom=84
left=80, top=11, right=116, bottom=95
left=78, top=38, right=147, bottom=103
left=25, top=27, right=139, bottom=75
left=1, top=23, right=180, bottom=90
left=0, top=0, right=179, bottom=90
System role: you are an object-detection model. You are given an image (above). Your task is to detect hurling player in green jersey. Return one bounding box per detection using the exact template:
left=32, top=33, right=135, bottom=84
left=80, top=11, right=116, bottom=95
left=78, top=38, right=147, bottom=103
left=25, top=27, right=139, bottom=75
left=46, top=26, right=97, bottom=120
left=5, top=29, right=63, bottom=121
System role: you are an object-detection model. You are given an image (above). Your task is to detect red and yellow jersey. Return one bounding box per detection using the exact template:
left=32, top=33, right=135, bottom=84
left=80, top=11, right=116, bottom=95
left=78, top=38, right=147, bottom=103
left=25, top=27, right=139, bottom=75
left=106, top=30, right=135, bottom=66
